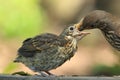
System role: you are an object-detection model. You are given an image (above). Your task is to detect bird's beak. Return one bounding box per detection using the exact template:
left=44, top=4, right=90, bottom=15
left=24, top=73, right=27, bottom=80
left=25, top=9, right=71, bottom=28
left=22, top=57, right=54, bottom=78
left=73, top=31, right=90, bottom=37
left=74, top=18, right=84, bottom=31
left=73, top=31, right=90, bottom=40
left=78, top=32, right=90, bottom=36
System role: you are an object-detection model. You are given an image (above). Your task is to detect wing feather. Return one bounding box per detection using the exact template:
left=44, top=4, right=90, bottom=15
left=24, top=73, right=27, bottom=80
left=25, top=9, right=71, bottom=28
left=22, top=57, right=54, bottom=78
left=18, top=33, right=66, bottom=57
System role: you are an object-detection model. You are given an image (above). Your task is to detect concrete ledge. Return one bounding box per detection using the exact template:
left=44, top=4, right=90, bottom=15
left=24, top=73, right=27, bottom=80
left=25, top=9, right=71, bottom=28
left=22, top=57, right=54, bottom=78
left=0, top=74, right=120, bottom=80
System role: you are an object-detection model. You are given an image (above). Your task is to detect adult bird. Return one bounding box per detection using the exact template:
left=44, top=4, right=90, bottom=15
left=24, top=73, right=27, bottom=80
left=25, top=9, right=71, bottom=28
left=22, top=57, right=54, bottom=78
left=14, top=25, right=89, bottom=76
left=77, top=10, right=120, bottom=51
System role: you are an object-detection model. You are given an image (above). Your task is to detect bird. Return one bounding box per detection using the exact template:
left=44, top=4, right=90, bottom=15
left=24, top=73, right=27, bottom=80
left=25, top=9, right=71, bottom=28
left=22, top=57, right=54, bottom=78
left=76, top=10, right=120, bottom=51
left=14, top=25, right=89, bottom=76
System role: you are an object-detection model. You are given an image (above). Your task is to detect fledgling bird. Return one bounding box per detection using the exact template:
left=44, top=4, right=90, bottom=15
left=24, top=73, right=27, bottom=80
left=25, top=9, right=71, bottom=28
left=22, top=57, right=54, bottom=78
left=14, top=25, right=89, bottom=76
left=77, top=10, right=120, bottom=51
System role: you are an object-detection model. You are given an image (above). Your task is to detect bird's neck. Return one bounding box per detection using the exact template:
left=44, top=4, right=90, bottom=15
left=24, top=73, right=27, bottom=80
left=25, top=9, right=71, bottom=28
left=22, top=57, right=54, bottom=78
left=59, top=34, right=65, bottom=38
left=59, top=35, right=78, bottom=49
left=99, top=23, right=114, bottom=33
left=93, top=19, right=113, bottom=32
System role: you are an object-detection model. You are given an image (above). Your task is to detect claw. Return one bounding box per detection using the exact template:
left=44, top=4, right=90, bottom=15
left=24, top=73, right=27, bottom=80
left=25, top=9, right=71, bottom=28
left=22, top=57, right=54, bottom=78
left=37, top=71, right=56, bottom=77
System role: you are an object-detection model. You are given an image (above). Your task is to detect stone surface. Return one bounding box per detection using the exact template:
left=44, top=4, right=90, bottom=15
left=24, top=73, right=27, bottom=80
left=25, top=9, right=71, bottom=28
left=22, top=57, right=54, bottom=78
left=0, top=74, right=120, bottom=80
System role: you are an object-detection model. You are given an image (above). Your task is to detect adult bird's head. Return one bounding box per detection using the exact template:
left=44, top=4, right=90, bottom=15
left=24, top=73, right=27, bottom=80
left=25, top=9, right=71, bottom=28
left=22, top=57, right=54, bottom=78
left=76, top=10, right=120, bottom=51
left=60, top=25, right=90, bottom=40
left=77, top=10, right=113, bottom=31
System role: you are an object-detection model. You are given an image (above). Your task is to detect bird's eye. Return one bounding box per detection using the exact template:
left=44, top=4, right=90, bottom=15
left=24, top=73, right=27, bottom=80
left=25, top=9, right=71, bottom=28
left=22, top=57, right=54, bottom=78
left=69, top=27, right=74, bottom=30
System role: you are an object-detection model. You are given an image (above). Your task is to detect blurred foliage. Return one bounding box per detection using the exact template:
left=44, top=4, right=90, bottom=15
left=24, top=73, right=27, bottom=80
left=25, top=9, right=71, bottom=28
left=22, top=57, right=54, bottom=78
left=0, top=0, right=46, bottom=38
left=3, top=62, right=17, bottom=74
left=0, top=0, right=47, bottom=74
left=92, top=65, right=120, bottom=76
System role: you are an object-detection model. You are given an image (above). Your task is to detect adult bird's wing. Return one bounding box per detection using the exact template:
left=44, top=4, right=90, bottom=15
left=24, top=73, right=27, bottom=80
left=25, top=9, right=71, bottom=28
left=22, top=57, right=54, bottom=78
left=18, top=33, right=66, bottom=57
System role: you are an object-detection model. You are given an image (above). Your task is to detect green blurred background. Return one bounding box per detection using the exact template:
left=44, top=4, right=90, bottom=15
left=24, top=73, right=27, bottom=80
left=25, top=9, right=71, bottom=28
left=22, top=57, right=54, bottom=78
left=1, top=0, right=120, bottom=76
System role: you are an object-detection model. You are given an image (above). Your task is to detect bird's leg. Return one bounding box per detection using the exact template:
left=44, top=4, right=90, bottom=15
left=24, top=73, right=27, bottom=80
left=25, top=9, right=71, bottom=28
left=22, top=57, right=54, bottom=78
left=37, top=71, right=56, bottom=77
left=44, top=71, right=54, bottom=75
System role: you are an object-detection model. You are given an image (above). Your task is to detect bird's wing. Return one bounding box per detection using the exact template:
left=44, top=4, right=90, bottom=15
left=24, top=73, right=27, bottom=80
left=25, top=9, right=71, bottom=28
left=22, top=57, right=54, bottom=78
left=18, top=33, right=67, bottom=57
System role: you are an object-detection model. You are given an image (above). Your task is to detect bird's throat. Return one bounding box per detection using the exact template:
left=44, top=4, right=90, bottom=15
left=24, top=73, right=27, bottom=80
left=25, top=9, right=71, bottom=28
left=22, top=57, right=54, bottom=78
left=65, top=38, right=77, bottom=49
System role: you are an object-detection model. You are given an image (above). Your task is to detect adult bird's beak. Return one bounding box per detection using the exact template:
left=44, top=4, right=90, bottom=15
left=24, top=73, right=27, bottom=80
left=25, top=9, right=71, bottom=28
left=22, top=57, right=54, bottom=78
left=73, top=18, right=90, bottom=39
left=74, top=18, right=84, bottom=31
left=73, top=27, right=90, bottom=38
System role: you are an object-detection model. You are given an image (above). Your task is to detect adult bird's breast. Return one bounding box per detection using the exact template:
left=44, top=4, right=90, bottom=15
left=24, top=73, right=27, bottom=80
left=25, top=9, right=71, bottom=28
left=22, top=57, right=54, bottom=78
left=102, top=31, right=120, bottom=51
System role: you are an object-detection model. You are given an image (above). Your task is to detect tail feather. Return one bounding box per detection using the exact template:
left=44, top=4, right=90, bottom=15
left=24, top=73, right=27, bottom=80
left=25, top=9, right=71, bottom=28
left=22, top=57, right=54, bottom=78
left=14, top=59, right=19, bottom=62
left=13, top=56, right=22, bottom=62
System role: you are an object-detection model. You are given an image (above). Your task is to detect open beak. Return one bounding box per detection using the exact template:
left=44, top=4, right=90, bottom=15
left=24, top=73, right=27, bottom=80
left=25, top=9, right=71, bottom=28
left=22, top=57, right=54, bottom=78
left=73, top=31, right=90, bottom=37
left=72, top=18, right=90, bottom=39
left=73, top=18, right=90, bottom=37
left=73, top=31, right=90, bottom=40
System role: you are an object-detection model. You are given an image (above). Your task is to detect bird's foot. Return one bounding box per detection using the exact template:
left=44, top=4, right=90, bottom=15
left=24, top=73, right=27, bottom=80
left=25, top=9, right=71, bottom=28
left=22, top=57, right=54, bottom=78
left=36, top=71, right=56, bottom=77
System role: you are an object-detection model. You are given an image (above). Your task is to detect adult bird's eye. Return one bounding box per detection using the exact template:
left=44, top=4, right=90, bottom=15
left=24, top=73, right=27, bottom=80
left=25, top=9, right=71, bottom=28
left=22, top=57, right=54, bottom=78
left=69, top=27, right=74, bottom=30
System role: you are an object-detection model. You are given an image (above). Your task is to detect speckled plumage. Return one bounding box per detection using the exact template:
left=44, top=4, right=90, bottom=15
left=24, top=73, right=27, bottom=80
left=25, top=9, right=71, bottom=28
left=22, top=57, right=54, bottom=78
left=77, top=10, right=120, bottom=51
left=14, top=25, right=89, bottom=75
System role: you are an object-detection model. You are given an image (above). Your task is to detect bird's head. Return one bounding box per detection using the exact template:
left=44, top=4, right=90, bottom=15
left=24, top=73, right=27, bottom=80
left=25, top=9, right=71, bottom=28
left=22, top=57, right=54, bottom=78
left=60, top=25, right=90, bottom=40
left=77, top=10, right=110, bottom=31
